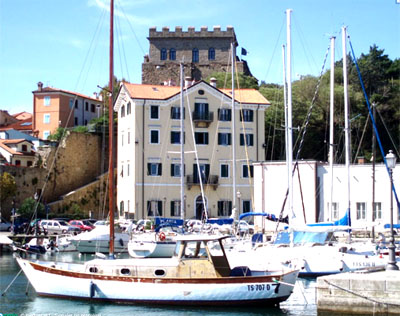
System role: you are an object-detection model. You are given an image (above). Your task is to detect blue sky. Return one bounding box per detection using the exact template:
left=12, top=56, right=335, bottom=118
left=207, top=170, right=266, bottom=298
left=1, top=0, right=399, bottom=115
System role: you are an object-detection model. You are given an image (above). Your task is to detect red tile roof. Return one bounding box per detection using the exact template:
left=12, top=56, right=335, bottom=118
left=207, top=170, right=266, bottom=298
left=33, top=87, right=101, bottom=102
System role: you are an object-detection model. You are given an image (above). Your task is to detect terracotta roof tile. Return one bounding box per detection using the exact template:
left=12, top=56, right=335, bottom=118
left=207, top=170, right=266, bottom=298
left=123, top=81, right=270, bottom=105
left=33, top=87, right=101, bottom=102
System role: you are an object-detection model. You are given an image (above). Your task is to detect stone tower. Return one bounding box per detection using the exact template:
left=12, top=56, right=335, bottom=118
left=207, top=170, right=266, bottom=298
left=142, top=26, right=252, bottom=85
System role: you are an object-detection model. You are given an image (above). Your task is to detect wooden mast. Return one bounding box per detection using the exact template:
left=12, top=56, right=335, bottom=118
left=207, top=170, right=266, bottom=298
left=108, top=0, right=115, bottom=258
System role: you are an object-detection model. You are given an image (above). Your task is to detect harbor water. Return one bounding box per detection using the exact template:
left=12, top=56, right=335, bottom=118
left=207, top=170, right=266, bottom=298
left=0, top=250, right=323, bottom=316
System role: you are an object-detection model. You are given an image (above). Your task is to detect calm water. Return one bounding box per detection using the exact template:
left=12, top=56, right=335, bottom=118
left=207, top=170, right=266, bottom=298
left=0, top=250, right=318, bottom=316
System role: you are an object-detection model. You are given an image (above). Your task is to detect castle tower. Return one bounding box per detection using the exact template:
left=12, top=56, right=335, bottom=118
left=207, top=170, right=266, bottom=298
left=142, top=26, right=251, bottom=85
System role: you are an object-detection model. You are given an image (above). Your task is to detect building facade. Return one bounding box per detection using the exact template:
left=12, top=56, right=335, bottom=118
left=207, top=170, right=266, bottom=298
left=33, top=82, right=103, bottom=139
left=114, top=79, right=270, bottom=221
left=0, top=139, right=36, bottom=167
left=253, top=161, right=400, bottom=231
left=142, top=26, right=252, bottom=85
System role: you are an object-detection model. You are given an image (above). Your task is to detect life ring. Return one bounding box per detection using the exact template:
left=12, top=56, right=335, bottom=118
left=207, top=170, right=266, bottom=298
left=159, top=232, right=166, bottom=241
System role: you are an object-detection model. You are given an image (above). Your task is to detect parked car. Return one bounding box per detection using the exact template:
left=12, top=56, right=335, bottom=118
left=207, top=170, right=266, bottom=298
left=118, top=219, right=136, bottom=231
left=11, top=217, right=29, bottom=235
left=69, top=220, right=94, bottom=232
left=0, top=217, right=11, bottom=231
left=40, top=220, right=81, bottom=235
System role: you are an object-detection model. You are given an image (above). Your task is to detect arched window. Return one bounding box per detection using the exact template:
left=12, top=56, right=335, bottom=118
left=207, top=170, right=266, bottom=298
left=192, top=48, right=199, bottom=63
left=160, top=48, right=167, bottom=60
left=169, top=48, right=176, bottom=60
left=208, top=47, right=215, bottom=60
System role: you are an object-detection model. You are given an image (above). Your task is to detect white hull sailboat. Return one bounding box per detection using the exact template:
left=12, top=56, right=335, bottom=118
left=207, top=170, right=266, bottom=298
left=17, top=235, right=298, bottom=306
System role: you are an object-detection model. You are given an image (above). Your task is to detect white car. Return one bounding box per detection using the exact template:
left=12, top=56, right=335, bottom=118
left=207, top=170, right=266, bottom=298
left=40, top=220, right=80, bottom=235
left=0, top=218, right=11, bottom=231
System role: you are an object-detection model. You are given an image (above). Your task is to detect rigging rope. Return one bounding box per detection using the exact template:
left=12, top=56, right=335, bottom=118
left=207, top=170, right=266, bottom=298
left=348, top=36, right=400, bottom=211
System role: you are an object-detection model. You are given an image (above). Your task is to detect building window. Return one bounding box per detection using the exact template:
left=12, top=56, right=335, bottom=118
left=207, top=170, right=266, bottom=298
left=170, top=200, right=181, bottom=217
left=218, top=133, right=231, bottom=146
left=220, top=164, right=229, bottom=178
left=74, top=100, right=78, bottom=109
left=218, top=200, right=232, bottom=216
left=356, top=202, right=366, bottom=220
left=27, top=161, right=33, bottom=167
left=69, top=99, right=73, bottom=108
left=327, top=202, right=339, bottom=220
left=240, top=134, right=254, bottom=146
left=120, top=201, right=124, bottom=217
left=85, top=102, right=89, bottom=111
left=22, top=145, right=27, bottom=152
left=91, top=104, right=95, bottom=112
left=147, top=163, right=162, bottom=176
left=171, top=163, right=184, bottom=177
left=171, top=131, right=184, bottom=144
left=43, top=114, right=50, bottom=124
left=128, top=131, right=130, bottom=144
left=373, top=202, right=382, bottom=220
left=84, top=119, right=88, bottom=125
left=150, top=105, right=159, bottom=119
left=195, top=132, right=209, bottom=145
left=121, top=105, right=125, bottom=118
left=121, top=132, right=124, bottom=147
left=192, top=48, right=199, bottom=63
left=44, top=96, right=51, bottom=106
left=240, top=109, right=254, bottom=122
left=160, top=48, right=167, bottom=60
left=43, top=131, right=50, bottom=139
left=127, top=102, right=131, bottom=115
left=218, top=108, right=231, bottom=121
left=127, top=162, right=130, bottom=177
left=171, top=106, right=184, bottom=119
left=150, top=129, right=159, bottom=144
left=74, top=117, right=78, bottom=125
left=169, top=48, right=176, bottom=60
left=15, top=160, right=21, bottom=166
left=120, top=164, right=124, bottom=178
left=242, top=165, right=253, bottom=178
left=208, top=47, right=215, bottom=60
left=243, top=200, right=252, bottom=213
left=147, top=200, right=162, bottom=217
left=194, top=102, right=209, bottom=119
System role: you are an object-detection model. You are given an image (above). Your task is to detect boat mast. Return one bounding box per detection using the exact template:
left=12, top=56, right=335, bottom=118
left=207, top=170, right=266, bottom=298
left=231, top=41, right=237, bottom=219
left=180, top=62, right=185, bottom=220
left=286, top=9, right=294, bottom=227
left=342, top=26, right=351, bottom=227
left=108, top=0, right=115, bottom=258
left=328, top=36, right=335, bottom=220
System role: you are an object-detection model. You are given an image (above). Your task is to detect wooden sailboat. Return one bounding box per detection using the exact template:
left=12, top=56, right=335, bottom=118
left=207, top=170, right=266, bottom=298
left=16, top=1, right=299, bottom=306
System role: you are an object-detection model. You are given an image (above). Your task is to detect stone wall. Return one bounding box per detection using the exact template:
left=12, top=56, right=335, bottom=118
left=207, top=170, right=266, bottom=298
left=0, top=131, right=105, bottom=219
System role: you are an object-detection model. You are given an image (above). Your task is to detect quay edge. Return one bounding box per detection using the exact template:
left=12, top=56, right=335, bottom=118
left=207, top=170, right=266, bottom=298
left=317, top=270, right=400, bottom=315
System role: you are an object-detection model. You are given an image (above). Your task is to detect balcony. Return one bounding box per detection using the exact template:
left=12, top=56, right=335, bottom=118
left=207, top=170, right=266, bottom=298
left=192, top=111, right=214, bottom=127
left=186, top=174, right=219, bottom=190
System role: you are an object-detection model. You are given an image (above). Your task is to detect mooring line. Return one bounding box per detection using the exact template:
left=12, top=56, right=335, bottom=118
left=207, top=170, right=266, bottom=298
left=1, top=268, right=23, bottom=296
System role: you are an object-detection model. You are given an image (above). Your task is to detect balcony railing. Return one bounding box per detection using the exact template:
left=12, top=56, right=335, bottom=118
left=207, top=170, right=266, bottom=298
left=192, top=111, right=214, bottom=127
left=186, top=174, right=219, bottom=190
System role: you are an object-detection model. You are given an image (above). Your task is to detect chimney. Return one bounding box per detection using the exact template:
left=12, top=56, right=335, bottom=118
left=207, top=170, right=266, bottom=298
left=210, top=77, right=217, bottom=87
left=185, top=76, right=192, bottom=88
left=37, top=82, right=43, bottom=91
left=93, top=92, right=98, bottom=99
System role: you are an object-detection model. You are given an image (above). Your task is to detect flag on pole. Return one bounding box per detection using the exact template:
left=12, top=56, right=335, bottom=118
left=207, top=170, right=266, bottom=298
left=241, top=47, right=248, bottom=56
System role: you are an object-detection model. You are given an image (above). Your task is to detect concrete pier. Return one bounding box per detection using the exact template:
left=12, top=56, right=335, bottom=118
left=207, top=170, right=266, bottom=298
left=317, top=270, right=400, bottom=315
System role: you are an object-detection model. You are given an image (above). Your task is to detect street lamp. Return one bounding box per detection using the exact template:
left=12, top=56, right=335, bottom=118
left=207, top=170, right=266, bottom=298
left=236, top=191, right=242, bottom=216
left=386, top=150, right=399, bottom=271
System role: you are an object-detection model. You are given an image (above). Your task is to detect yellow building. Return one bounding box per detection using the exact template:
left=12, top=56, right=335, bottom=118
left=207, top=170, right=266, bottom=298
left=114, top=79, right=270, bottom=221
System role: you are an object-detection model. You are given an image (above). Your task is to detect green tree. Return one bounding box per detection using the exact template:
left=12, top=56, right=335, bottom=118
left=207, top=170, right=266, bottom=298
left=18, top=197, right=45, bottom=220
left=0, top=172, right=17, bottom=204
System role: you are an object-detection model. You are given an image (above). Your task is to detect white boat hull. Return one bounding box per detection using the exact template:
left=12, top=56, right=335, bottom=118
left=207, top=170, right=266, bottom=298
left=16, top=257, right=298, bottom=306
left=128, top=240, right=176, bottom=258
